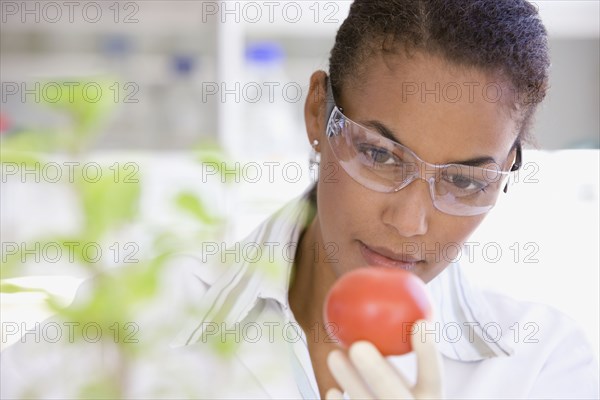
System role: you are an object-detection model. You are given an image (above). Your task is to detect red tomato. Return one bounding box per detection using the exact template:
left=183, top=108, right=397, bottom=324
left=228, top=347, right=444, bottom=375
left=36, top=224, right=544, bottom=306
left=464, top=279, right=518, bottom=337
left=323, top=267, right=433, bottom=356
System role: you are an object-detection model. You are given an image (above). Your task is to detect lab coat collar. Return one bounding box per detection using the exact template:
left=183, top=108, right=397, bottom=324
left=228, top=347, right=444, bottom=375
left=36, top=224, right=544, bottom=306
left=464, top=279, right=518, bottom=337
left=428, top=262, right=515, bottom=360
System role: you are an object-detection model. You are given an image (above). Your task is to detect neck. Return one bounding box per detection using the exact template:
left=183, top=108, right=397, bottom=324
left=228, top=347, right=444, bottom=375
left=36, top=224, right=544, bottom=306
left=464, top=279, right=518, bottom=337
left=288, top=215, right=344, bottom=398
left=288, top=215, right=336, bottom=330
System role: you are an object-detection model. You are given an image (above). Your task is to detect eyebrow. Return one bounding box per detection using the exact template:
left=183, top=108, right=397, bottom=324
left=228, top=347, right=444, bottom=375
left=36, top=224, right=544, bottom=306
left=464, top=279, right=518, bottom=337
left=360, top=119, right=498, bottom=167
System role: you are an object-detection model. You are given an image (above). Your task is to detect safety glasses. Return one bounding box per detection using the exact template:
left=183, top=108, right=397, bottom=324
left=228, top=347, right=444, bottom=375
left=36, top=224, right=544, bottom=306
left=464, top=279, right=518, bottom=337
left=324, top=81, right=521, bottom=216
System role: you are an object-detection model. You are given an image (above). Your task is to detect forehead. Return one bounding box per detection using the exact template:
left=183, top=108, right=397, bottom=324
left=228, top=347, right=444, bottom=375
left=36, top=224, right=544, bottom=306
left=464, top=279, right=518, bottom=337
left=339, top=51, right=520, bottom=164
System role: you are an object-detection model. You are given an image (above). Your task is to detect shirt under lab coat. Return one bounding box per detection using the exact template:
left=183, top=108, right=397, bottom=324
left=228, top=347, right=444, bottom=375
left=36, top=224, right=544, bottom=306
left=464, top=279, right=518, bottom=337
left=1, top=193, right=598, bottom=399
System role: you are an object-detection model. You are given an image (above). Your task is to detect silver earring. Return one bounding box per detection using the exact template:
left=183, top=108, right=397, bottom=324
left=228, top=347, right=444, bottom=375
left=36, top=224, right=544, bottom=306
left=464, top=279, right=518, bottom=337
left=309, top=139, right=321, bottom=168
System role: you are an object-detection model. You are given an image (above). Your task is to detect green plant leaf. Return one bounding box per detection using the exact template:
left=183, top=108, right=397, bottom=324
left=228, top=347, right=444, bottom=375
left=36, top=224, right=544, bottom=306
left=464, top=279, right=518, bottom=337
left=76, top=164, right=141, bottom=241
left=0, top=281, right=48, bottom=294
left=1, top=131, right=62, bottom=154
left=175, top=192, right=223, bottom=226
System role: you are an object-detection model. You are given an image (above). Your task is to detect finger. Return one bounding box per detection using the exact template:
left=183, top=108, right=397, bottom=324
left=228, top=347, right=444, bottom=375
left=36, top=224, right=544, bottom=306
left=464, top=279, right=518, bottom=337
left=348, top=341, right=413, bottom=400
left=412, top=320, right=444, bottom=398
left=325, top=388, right=344, bottom=400
left=327, top=349, right=374, bottom=399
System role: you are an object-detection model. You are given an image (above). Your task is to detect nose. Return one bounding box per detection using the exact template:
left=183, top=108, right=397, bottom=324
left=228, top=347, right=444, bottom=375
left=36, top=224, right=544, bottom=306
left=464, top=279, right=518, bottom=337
left=381, top=179, right=430, bottom=237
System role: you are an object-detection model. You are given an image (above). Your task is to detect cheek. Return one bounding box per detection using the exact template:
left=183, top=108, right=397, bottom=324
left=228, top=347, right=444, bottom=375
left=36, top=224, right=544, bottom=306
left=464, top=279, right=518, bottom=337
left=433, top=215, right=486, bottom=260
left=316, top=152, right=375, bottom=248
left=316, top=160, right=354, bottom=237
left=419, top=215, right=485, bottom=283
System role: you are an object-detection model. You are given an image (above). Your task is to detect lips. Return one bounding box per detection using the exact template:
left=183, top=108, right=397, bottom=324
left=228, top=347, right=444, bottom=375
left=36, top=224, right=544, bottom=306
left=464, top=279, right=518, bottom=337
left=359, top=241, right=421, bottom=271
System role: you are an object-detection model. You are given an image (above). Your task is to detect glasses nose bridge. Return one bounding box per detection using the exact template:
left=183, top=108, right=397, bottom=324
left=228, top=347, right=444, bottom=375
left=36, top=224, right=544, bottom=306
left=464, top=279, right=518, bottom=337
left=398, top=143, right=443, bottom=179
left=404, top=155, right=443, bottom=182
left=392, top=157, right=443, bottom=207
left=394, top=158, right=435, bottom=189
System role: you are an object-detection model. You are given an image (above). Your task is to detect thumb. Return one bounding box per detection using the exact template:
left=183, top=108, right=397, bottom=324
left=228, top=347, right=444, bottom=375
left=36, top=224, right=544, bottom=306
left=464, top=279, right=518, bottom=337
left=412, top=320, right=444, bottom=398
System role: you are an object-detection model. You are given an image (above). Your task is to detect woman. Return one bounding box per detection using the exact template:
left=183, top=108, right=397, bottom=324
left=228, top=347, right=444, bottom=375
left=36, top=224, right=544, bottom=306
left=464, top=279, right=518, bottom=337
left=2, top=0, right=598, bottom=399
left=293, top=0, right=529, bottom=396
left=192, top=0, right=598, bottom=398
left=207, top=0, right=597, bottom=398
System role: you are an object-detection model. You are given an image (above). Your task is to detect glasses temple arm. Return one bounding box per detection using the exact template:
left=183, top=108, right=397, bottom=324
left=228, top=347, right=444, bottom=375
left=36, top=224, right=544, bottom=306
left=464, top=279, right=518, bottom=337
left=325, top=76, right=340, bottom=122
left=504, top=142, right=522, bottom=193
left=510, top=142, right=522, bottom=172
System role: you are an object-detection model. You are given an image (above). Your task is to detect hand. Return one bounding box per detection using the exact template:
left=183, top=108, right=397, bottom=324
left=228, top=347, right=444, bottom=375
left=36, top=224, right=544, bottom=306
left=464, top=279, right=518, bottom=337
left=325, top=320, right=443, bottom=400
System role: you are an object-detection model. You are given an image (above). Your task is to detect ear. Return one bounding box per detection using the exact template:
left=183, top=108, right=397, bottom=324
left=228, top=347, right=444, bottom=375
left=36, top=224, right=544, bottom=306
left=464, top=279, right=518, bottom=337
left=304, top=70, right=329, bottom=150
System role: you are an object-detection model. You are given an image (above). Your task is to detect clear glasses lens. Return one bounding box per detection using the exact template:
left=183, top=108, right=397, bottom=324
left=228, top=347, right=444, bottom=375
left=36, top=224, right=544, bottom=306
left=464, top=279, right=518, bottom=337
left=326, top=107, right=511, bottom=216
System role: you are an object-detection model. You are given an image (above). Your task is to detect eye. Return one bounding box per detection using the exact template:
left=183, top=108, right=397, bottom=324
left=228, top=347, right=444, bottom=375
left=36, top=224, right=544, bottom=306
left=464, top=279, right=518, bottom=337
left=444, top=173, right=487, bottom=192
left=358, top=144, right=400, bottom=166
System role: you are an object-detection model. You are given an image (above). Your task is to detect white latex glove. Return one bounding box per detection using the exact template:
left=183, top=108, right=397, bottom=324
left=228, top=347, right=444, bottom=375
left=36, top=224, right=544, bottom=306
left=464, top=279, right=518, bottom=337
left=326, top=320, right=443, bottom=400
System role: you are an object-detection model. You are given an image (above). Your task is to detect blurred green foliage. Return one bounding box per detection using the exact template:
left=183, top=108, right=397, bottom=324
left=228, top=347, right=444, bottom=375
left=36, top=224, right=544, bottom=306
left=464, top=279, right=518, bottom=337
left=0, top=78, right=232, bottom=397
left=76, top=163, right=141, bottom=242
left=1, top=79, right=115, bottom=155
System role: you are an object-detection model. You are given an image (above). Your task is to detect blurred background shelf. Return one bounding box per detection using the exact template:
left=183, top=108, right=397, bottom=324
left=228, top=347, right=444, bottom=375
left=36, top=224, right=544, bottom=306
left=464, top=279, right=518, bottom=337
left=2, top=1, right=597, bottom=153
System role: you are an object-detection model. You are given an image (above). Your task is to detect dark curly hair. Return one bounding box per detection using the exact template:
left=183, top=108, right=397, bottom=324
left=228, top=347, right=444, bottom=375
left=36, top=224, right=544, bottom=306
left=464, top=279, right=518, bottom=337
left=328, top=0, right=550, bottom=143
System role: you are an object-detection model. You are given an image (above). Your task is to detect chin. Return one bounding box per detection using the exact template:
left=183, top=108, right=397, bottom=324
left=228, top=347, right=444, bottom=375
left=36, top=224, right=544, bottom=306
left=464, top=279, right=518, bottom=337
left=418, top=263, right=450, bottom=283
